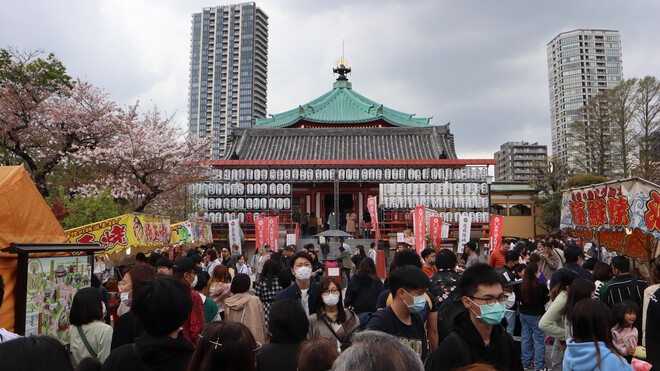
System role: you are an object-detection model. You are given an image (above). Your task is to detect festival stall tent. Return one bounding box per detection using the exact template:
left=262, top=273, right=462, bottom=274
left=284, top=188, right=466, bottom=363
left=0, top=166, right=70, bottom=332
left=170, top=220, right=214, bottom=249
left=65, top=213, right=171, bottom=266
left=561, top=177, right=660, bottom=266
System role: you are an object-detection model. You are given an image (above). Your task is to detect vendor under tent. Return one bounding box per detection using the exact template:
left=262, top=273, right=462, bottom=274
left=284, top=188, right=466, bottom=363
left=560, top=177, right=660, bottom=269
left=0, top=166, right=70, bottom=332
left=65, top=213, right=171, bottom=266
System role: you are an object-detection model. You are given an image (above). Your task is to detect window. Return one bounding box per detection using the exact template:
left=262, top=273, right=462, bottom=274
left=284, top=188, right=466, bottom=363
left=490, top=204, right=507, bottom=216
left=509, top=204, right=532, bottom=216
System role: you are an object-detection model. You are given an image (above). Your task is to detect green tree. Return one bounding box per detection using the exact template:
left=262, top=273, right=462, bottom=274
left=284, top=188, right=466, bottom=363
left=563, top=173, right=609, bottom=189
left=632, top=76, right=660, bottom=183
left=58, top=188, right=127, bottom=230
left=529, top=156, right=569, bottom=231
left=569, top=95, right=614, bottom=177
left=608, top=78, right=638, bottom=177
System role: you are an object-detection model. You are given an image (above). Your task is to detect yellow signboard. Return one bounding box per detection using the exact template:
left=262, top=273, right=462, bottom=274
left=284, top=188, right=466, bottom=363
left=65, top=213, right=170, bottom=255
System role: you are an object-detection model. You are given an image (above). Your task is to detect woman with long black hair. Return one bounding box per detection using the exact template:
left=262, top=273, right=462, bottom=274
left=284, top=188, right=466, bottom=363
left=254, top=258, right=283, bottom=328
left=519, top=262, right=549, bottom=371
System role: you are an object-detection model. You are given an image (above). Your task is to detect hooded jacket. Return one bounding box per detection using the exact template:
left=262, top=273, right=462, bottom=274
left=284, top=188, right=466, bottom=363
left=424, top=310, right=523, bottom=371
left=101, top=333, right=193, bottom=371
left=224, top=292, right=268, bottom=344
left=344, top=273, right=383, bottom=314
left=562, top=340, right=633, bottom=371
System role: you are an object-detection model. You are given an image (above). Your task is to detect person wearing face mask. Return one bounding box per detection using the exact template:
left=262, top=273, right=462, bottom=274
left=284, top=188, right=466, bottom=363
left=424, top=263, right=524, bottom=371
left=365, top=265, right=430, bottom=361
left=275, top=252, right=319, bottom=316
left=111, top=264, right=155, bottom=350
left=307, top=278, right=360, bottom=350
left=172, top=256, right=205, bottom=346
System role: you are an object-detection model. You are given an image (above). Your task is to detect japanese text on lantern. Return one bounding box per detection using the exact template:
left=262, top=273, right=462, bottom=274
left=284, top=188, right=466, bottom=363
left=646, top=190, right=660, bottom=232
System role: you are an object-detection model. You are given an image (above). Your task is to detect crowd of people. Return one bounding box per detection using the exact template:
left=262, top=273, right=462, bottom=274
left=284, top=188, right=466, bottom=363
left=1, top=236, right=659, bottom=371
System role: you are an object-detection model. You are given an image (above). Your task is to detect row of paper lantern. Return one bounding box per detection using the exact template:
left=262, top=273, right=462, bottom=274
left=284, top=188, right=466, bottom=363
left=439, top=211, right=490, bottom=224
left=382, top=182, right=488, bottom=196
left=205, top=212, right=255, bottom=224
left=199, top=197, right=291, bottom=211
left=191, top=183, right=292, bottom=196
left=383, top=196, right=489, bottom=209
left=211, top=167, right=488, bottom=182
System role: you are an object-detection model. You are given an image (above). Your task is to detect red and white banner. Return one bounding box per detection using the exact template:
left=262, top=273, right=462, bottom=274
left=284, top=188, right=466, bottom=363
left=490, top=215, right=504, bottom=252
left=414, top=206, right=426, bottom=253
left=266, top=216, right=278, bottom=250
left=429, top=216, right=442, bottom=249
left=255, top=217, right=268, bottom=248
left=457, top=214, right=472, bottom=253
left=367, top=196, right=380, bottom=239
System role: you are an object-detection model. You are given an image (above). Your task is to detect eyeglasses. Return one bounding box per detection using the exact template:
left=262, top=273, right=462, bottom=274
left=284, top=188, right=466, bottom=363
left=322, top=289, right=340, bottom=296
left=469, top=295, right=508, bottom=306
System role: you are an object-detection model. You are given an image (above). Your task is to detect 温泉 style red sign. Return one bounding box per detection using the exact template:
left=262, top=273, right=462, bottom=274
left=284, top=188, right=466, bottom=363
left=489, top=215, right=504, bottom=252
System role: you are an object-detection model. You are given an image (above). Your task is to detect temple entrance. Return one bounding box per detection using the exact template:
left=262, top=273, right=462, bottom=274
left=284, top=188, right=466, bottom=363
left=324, top=193, right=354, bottom=228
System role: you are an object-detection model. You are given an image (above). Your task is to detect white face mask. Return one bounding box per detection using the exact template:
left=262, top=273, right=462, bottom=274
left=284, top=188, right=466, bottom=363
left=120, top=291, right=131, bottom=302
left=322, top=293, right=340, bottom=307
left=190, top=273, right=199, bottom=288
left=294, top=266, right=312, bottom=281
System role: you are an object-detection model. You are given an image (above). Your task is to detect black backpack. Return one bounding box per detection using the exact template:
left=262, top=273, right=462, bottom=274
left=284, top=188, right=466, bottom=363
left=339, top=309, right=401, bottom=350
left=436, top=294, right=467, bottom=341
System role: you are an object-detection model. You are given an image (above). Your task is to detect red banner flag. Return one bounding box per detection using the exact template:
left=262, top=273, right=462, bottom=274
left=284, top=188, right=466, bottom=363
left=267, top=216, right=278, bottom=250
left=255, top=217, right=268, bottom=248
left=490, top=214, right=504, bottom=252
left=367, top=196, right=379, bottom=239
left=414, top=206, right=426, bottom=254
left=429, top=216, right=442, bottom=250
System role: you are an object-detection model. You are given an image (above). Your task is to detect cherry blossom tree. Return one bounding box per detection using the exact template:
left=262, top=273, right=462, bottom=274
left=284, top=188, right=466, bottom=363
left=0, top=48, right=120, bottom=197
left=79, top=104, right=211, bottom=213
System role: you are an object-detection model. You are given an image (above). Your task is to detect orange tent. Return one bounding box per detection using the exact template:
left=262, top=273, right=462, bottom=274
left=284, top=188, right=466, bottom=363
left=0, top=166, right=68, bottom=332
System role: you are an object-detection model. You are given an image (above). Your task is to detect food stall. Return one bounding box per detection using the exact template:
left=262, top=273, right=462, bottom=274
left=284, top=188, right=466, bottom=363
left=560, top=177, right=660, bottom=268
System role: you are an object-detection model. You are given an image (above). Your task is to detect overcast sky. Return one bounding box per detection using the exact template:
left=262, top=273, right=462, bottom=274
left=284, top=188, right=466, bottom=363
left=2, top=0, right=659, bottom=159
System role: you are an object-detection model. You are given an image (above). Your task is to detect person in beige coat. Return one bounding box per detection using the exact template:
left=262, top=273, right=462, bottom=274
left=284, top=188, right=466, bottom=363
left=224, top=273, right=268, bottom=345
left=308, top=277, right=359, bottom=350
left=539, top=241, right=562, bottom=285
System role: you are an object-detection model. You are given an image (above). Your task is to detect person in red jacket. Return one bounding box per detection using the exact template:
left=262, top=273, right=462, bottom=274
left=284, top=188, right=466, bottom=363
left=488, top=239, right=511, bottom=268
left=173, top=256, right=205, bottom=345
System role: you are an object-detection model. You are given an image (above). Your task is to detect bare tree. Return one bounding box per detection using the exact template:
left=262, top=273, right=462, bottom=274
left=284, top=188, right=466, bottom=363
left=569, top=94, right=613, bottom=177
left=608, top=78, right=638, bottom=177
left=632, top=76, right=660, bottom=183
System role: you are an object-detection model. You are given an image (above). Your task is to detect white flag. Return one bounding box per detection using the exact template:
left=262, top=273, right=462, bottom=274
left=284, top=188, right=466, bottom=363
left=228, top=219, right=242, bottom=253
left=457, top=214, right=472, bottom=253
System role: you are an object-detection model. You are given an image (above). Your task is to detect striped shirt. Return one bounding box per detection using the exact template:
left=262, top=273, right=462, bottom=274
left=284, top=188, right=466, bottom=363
left=601, top=274, right=648, bottom=307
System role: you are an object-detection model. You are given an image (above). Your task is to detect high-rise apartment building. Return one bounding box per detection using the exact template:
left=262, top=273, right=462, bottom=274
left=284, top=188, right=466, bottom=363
left=494, top=141, right=548, bottom=182
left=188, top=3, right=268, bottom=159
left=546, top=29, right=623, bottom=173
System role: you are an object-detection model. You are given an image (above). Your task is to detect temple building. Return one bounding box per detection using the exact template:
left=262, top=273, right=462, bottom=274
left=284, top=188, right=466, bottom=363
left=190, top=61, right=495, bottom=249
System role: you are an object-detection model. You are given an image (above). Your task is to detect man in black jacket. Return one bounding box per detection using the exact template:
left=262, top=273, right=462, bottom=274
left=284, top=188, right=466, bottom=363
left=424, top=263, right=523, bottom=371
left=102, top=277, right=194, bottom=371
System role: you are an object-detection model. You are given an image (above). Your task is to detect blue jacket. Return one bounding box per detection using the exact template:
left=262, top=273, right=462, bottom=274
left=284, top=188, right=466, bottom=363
left=562, top=340, right=633, bottom=371
left=274, top=281, right=318, bottom=314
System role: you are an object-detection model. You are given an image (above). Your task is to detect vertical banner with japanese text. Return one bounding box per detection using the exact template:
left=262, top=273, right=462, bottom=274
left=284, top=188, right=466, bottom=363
left=429, top=216, right=443, bottom=250
left=490, top=214, right=504, bottom=252
left=414, top=206, right=426, bottom=254
left=457, top=214, right=472, bottom=253
left=228, top=219, right=242, bottom=253
left=367, top=196, right=380, bottom=239
left=255, top=218, right=268, bottom=249
left=267, top=216, right=279, bottom=250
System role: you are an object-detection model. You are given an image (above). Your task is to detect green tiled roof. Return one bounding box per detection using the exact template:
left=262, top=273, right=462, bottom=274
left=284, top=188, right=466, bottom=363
left=255, top=80, right=431, bottom=128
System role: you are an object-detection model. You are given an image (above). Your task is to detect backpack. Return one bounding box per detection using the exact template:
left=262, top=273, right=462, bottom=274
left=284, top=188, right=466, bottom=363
left=436, top=294, right=467, bottom=341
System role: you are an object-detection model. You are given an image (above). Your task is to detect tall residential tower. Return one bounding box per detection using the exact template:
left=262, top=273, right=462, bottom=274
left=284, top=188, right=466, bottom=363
left=546, top=29, right=623, bottom=172
left=494, top=141, right=547, bottom=182
left=188, top=3, right=268, bottom=159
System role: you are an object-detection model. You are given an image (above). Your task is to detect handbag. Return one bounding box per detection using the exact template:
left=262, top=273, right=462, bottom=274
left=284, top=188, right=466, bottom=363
left=320, top=309, right=356, bottom=350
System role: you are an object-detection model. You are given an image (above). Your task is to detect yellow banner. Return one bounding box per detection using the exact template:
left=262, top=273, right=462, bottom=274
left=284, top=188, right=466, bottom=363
left=65, top=213, right=171, bottom=255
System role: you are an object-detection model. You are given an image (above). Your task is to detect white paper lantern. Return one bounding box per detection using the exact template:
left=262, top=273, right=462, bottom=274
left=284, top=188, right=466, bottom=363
left=384, top=169, right=391, bottom=180
left=253, top=198, right=260, bottom=209
left=300, top=169, right=307, bottom=180
left=362, top=169, right=369, bottom=180
left=283, top=198, right=290, bottom=209
left=422, top=169, right=430, bottom=180
left=284, top=169, right=291, bottom=180
left=230, top=198, right=237, bottom=209
left=277, top=184, right=283, bottom=195
left=276, top=198, right=284, bottom=209
left=353, top=169, right=359, bottom=180
left=260, top=198, right=267, bottom=209
left=208, top=198, right=215, bottom=209
left=238, top=213, right=245, bottom=223
left=369, top=169, right=375, bottom=180
left=338, top=169, right=345, bottom=180
left=208, top=185, right=216, bottom=196
left=269, top=198, right=276, bottom=209
left=221, top=198, right=229, bottom=209
left=307, top=169, right=313, bottom=180
left=277, top=169, right=284, bottom=181
left=237, top=198, right=244, bottom=209
left=399, top=169, right=406, bottom=180
left=254, top=169, right=261, bottom=181
left=269, top=184, right=277, bottom=195
left=261, top=184, right=267, bottom=195
left=284, top=184, right=291, bottom=195
left=223, top=169, right=231, bottom=180
left=323, top=169, right=329, bottom=180
left=391, top=169, right=398, bottom=180
left=431, top=168, right=438, bottom=180
left=315, top=169, right=322, bottom=180
left=292, top=169, right=299, bottom=180
left=246, top=169, right=254, bottom=181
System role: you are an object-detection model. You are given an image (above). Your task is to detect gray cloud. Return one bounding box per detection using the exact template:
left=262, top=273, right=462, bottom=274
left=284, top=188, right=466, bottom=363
left=2, top=0, right=659, bottom=159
